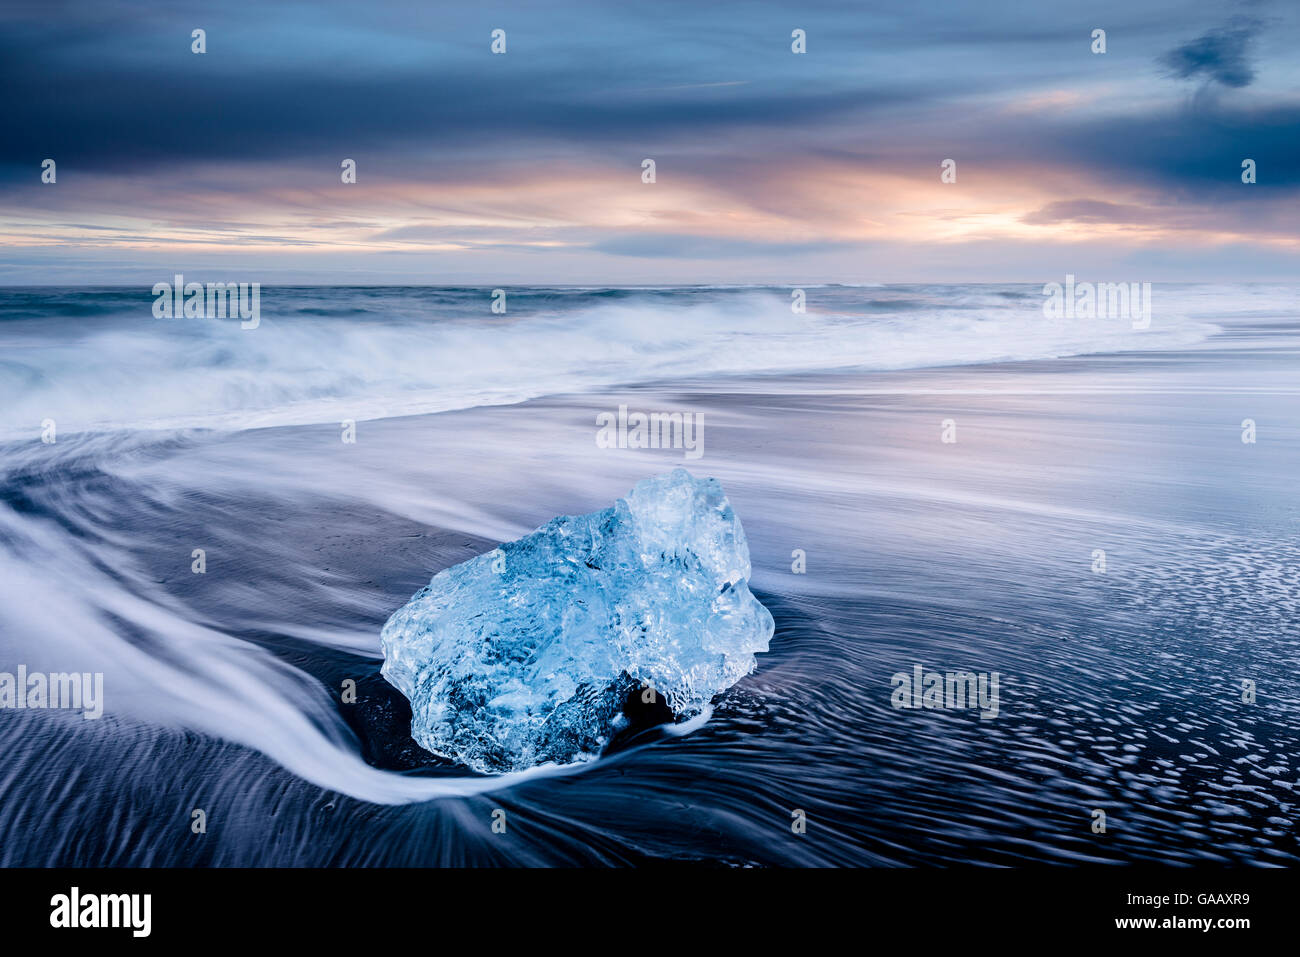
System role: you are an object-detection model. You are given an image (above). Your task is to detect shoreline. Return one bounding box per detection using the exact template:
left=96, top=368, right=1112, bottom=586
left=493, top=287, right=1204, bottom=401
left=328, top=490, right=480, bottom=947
left=2, top=306, right=1299, bottom=864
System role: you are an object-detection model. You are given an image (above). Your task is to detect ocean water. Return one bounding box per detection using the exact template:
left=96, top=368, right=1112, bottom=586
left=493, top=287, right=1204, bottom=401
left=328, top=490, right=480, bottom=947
left=0, top=283, right=1297, bottom=865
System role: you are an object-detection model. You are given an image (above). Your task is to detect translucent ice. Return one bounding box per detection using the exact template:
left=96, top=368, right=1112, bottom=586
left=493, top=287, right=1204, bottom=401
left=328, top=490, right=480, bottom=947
left=380, top=468, right=773, bottom=773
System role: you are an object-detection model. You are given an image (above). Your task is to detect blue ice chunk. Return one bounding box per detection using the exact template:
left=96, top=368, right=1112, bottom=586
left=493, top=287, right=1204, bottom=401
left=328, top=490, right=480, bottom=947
left=380, top=468, right=773, bottom=773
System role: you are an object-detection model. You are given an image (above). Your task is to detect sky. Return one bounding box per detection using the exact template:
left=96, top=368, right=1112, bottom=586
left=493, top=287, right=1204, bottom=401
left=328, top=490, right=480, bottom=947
left=1, top=0, right=1298, bottom=284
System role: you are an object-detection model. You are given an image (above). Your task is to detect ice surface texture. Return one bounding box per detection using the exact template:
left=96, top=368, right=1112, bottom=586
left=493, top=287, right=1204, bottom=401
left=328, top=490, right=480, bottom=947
left=380, top=468, right=774, bottom=773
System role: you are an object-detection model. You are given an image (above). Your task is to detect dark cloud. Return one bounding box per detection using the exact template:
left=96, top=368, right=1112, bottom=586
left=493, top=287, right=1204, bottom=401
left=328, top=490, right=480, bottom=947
left=1159, top=17, right=1262, bottom=88
left=0, top=40, right=925, bottom=180
left=1039, top=103, right=1300, bottom=190
left=4, top=0, right=1284, bottom=186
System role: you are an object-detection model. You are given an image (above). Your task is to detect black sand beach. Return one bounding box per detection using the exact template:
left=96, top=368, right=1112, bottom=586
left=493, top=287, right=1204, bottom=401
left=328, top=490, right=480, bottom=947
left=3, top=289, right=1298, bottom=865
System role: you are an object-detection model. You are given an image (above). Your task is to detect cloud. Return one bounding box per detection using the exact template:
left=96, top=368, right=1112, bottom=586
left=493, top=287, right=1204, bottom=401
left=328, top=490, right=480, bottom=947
left=1159, top=17, right=1263, bottom=88
left=1021, top=200, right=1156, bottom=226
left=590, top=234, right=846, bottom=259
left=2, top=0, right=1298, bottom=282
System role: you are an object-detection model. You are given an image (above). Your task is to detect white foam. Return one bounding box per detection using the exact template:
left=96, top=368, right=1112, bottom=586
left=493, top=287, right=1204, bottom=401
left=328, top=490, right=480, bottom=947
left=0, top=290, right=1216, bottom=439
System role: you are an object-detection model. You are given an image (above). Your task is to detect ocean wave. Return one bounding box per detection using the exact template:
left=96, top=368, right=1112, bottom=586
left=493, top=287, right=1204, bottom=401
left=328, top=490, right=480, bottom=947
left=0, top=285, right=1219, bottom=439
